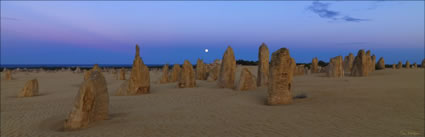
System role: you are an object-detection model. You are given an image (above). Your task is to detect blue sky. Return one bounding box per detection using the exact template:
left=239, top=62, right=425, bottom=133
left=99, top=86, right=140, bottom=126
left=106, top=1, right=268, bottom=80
left=1, top=1, right=424, bottom=64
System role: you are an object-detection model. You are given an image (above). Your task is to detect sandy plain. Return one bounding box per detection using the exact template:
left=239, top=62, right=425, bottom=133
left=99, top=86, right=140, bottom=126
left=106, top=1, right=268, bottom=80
left=1, top=66, right=424, bottom=137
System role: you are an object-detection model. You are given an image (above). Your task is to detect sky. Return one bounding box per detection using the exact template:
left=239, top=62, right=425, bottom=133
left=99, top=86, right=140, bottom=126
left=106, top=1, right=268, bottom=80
left=1, top=1, right=424, bottom=64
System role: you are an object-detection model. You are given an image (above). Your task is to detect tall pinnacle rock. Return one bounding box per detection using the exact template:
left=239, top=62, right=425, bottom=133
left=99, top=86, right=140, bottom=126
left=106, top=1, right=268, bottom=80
left=257, top=43, right=269, bottom=87
left=116, top=44, right=150, bottom=95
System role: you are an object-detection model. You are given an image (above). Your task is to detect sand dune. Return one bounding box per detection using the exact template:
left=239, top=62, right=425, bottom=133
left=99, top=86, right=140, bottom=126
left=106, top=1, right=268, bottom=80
left=1, top=66, right=424, bottom=137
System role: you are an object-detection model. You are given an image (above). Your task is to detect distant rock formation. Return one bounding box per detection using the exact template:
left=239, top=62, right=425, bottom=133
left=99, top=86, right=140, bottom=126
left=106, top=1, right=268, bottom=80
left=169, top=64, right=181, bottom=82
left=74, top=67, right=82, bottom=73
left=178, top=60, right=196, bottom=88
left=207, top=60, right=220, bottom=81
left=397, top=61, right=402, bottom=69
left=119, top=68, right=126, bottom=80
left=294, top=65, right=305, bottom=76
left=311, top=57, right=319, bottom=73
left=84, top=64, right=102, bottom=80
left=366, top=50, right=372, bottom=73
left=196, top=59, right=207, bottom=80
left=377, top=57, right=385, bottom=70
left=116, top=45, right=150, bottom=95
left=64, top=70, right=109, bottom=130
left=328, top=56, right=344, bottom=78
left=405, top=61, right=410, bottom=69
left=343, top=53, right=354, bottom=73
left=236, top=68, right=257, bottom=91
left=422, top=59, right=425, bottom=68
left=217, top=46, right=236, bottom=89
left=267, top=48, right=296, bottom=105
left=351, top=50, right=368, bottom=76
left=160, top=64, right=169, bottom=84
left=257, top=43, right=269, bottom=87
left=392, top=64, right=396, bottom=69
left=370, top=55, right=376, bottom=72
left=412, top=63, right=417, bottom=69
left=18, top=79, right=39, bottom=97
left=4, top=69, right=12, bottom=80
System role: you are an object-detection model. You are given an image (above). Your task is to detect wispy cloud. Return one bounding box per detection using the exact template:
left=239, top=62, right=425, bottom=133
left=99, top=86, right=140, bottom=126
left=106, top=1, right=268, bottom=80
left=1, top=17, right=19, bottom=21
left=307, top=1, right=370, bottom=23
left=341, top=16, right=370, bottom=22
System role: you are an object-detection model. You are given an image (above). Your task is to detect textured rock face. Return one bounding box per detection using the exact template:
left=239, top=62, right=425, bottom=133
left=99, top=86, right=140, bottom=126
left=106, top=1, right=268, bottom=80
left=397, top=61, right=402, bottom=69
left=207, top=61, right=220, bottom=81
left=64, top=70, right=109, bottom=130
left=4, top=69, right=12, bottom=80
left=178, top=60, right=196, bottom=88
left=366, top=50, right=372, bottom=72
left=377, top=57, right=385, bottom=70
left=311, top=57, right=319, bottom=73
left=169, top=64, right=181, bottom=82
left=267, top=48, right=296, bottom=105
left=196, top=59, right=207, bottom=80
left=217, top=46, right=236, bottom=89
left=370, top=55, right=376, bottom=72
left=18, top=79, right=39, bottom=97
left=422, top=59, right=425, bottom=68
left=236, top=68, right=257, bottom=91
left=328, top=56, right=344, bottom=78
left=343, top=53, right=354, bottom=72
left=160, top=64, right=169, bottom=84
left=405, top=61, right=410, bottom=69
left=257, top=43, right=269, bottom=87
left=351, top=50, right=369, bottom=76
left=116, top=45, right=150, bottom=96
left=119, top=68, right=126, bottom=80
left=84, top=64, right=102, bottom=80
left=127, top=45, right=150, bottom=95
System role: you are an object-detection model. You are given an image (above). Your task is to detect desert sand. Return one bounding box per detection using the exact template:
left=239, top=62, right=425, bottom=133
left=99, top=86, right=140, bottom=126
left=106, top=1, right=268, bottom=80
left=1, top=67, right=424, bottom=137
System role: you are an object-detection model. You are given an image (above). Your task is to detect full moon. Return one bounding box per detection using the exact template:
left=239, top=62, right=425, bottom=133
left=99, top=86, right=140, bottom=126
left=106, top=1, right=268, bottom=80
left=205, top=49, right=209, bottom=53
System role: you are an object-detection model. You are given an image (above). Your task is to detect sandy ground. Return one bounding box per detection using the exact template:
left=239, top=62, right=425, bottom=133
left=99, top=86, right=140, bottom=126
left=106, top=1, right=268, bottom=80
left=1, top=66, right=424, bottom=137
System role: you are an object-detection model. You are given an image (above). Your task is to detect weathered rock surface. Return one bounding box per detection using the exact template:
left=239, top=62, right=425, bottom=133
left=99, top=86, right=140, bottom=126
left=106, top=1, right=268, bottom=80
left=328, top=56, right=344, bottom=78
left=236, top=68, right=257, bottom=91
left=311, top=57, right=319, bottom=73
left=412, top=63, right=417, bottom=69
left=217, top=46, right=236, bottom=89
left=351, top=50, right=369, bottom=76
left=207, top=61, right=220, bottom=81
left=397, top=61, right=402, bottom=69
left=18, top=79, right=39, bottom=97
left=257, top=43, right=269, bottom=87
left=84, top=64, right=102, bottom=80
left=160, top=64, right=169, bottom=84
left=4, top=69, right=12, bottom=80
left=422, top=59, right=425, bottom=68
left=377, top=57, right=385, bottom=70
left=366, top=50, right=372, bottom=72
left=267, top=48, right=296, bottom=105
left=116, top=45, right=150, bottom=95
left=405, top=61, right=410, bottom=69
left=370, top=55, right=376, bottom=72
left=196, top=59, right=208, bottom=80
left=119, top=68, right=126, bottom=80
left=178, top=60, right=196, bottom=88
left=343, top=53, right=354, bottom=72
left=169, top=64, right=181, bottom=82
left=64, top=70, right=109, bottom=130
